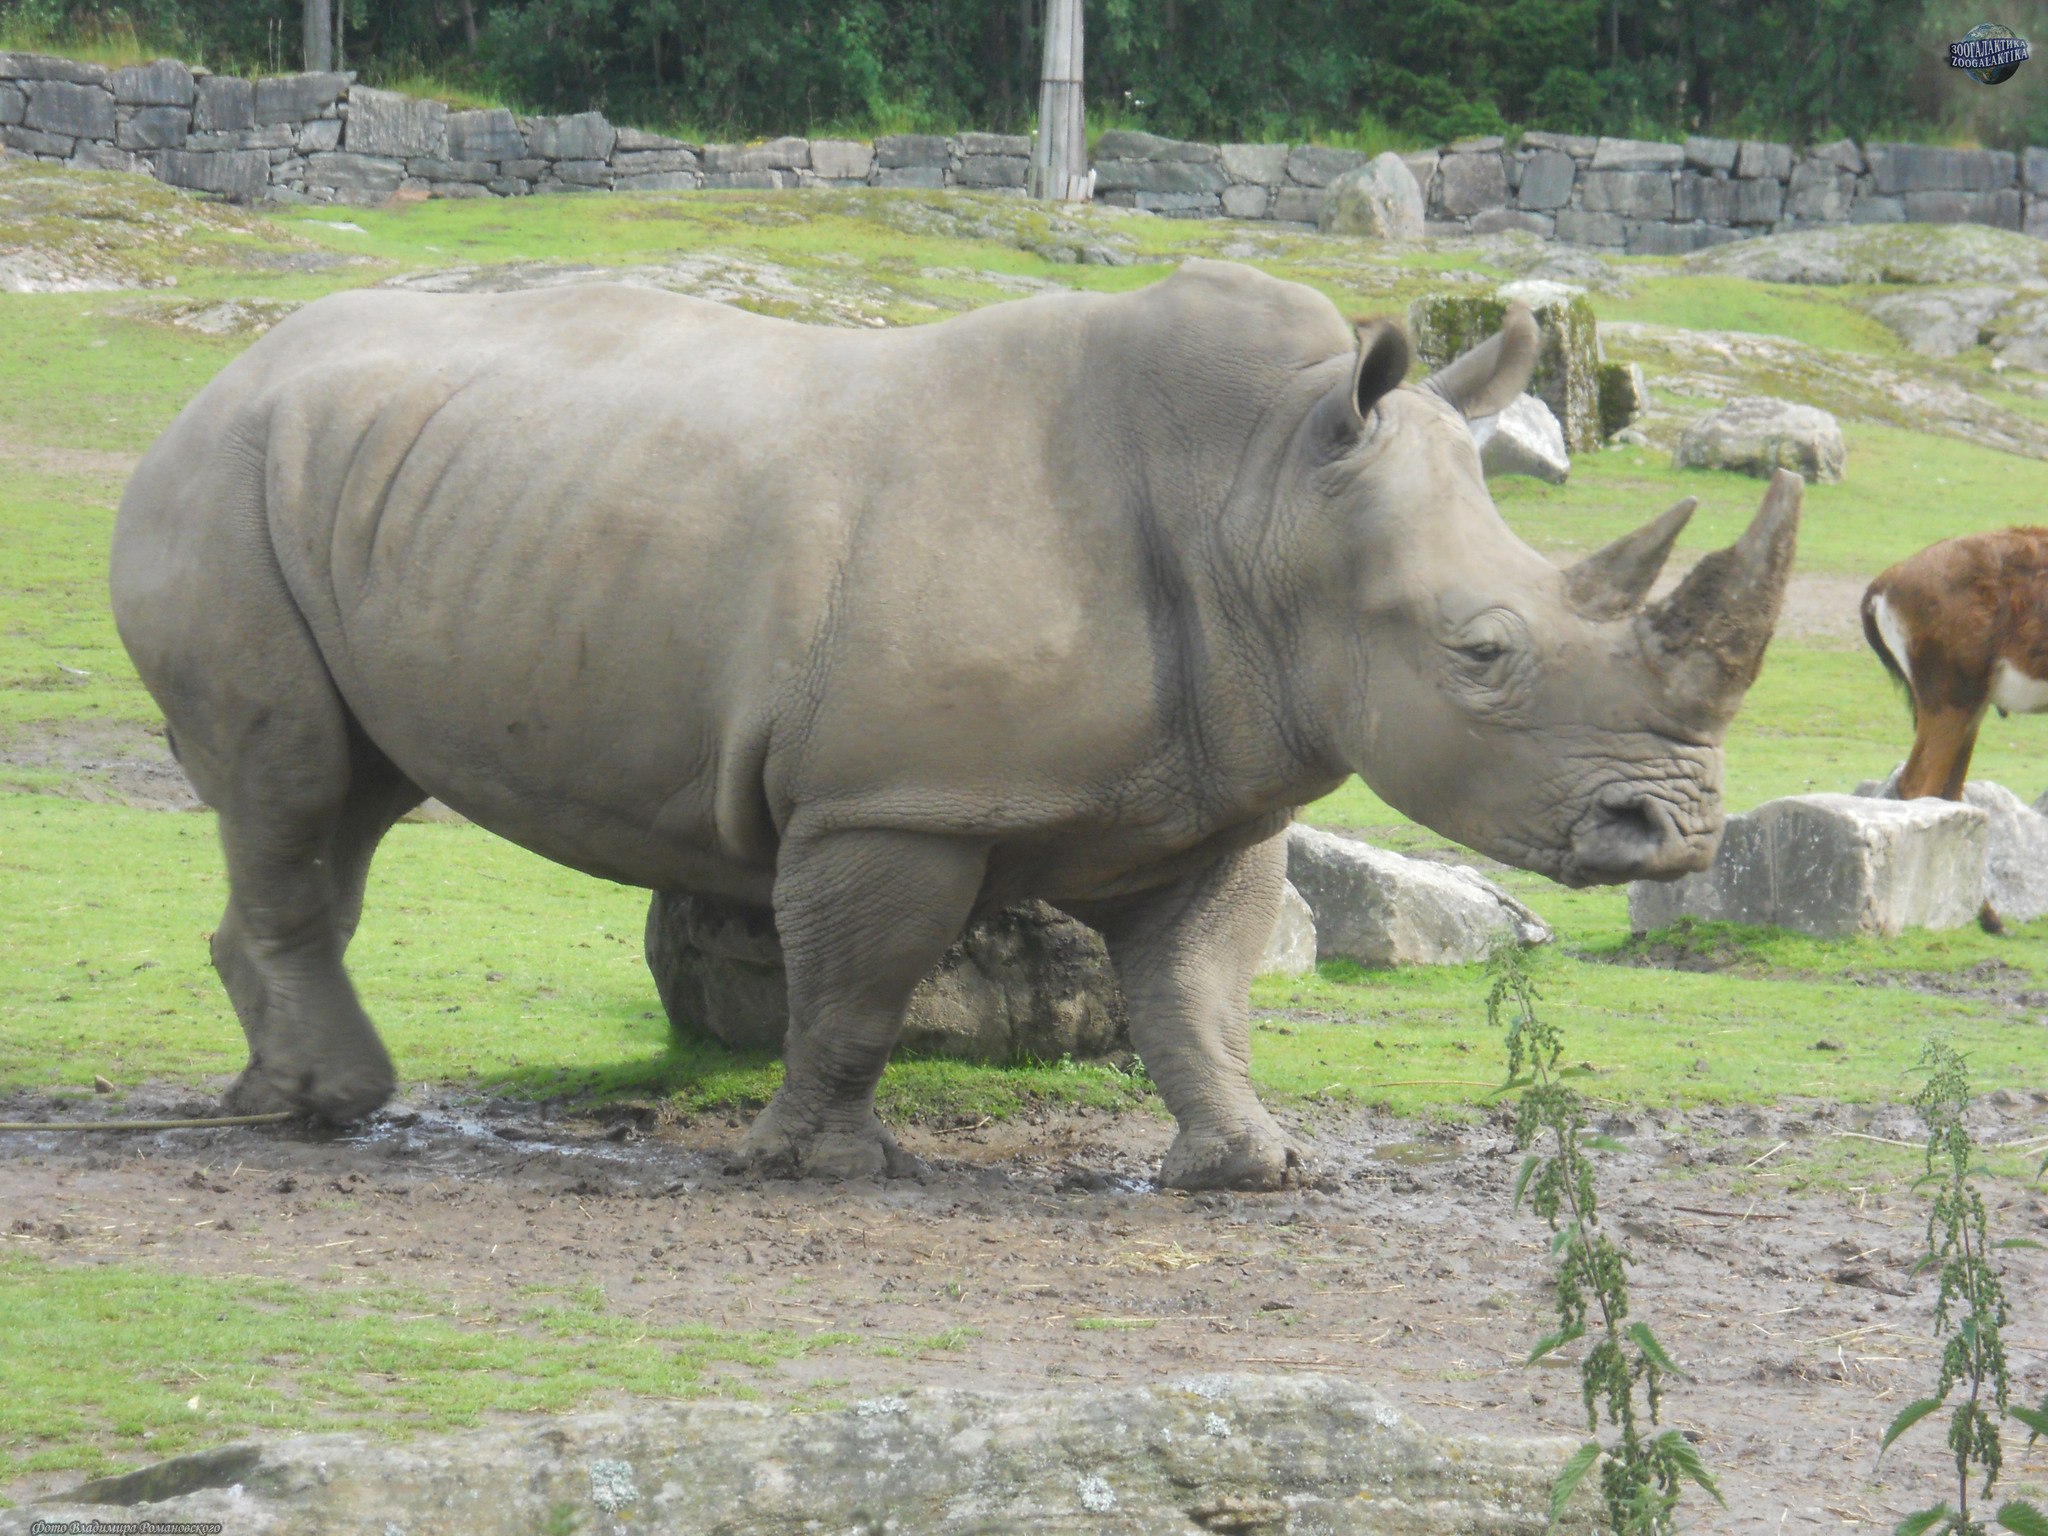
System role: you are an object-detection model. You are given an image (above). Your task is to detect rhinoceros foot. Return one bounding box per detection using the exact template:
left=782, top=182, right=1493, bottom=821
left=1158, top=1118, right=1306, bottom=1192
left=220, top=1057, right=394, bottom=1125
left=729, top=1102, right=924, bottom=1182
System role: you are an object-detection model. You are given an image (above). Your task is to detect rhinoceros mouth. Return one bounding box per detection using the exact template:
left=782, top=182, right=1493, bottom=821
left=1560, top=774, right=1722, bottom=887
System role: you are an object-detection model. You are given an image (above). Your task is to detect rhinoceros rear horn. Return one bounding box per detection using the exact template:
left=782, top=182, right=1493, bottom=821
left=1563, top=497, right=1697, bottom=620
left=1423, top=301, right=1539, bottom=418
left=1640, top=469, right=1802, bottom=727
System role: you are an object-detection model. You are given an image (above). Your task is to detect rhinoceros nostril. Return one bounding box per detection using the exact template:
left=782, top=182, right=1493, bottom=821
left=1600, top=794, right=1661, bottom=844
left=1571, top=789, right=1699, bottom=882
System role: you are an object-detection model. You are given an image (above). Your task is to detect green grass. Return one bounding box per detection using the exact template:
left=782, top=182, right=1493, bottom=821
left=3, top=789, right=2041, bottom=1124
left=0, top=795, right=1158, bottom=1120
left=1598, top=274, right=1906, bottom=355
left=0, top=1254, right=847, bottom=1484
left=1491, top=419, right=2048, bottom=577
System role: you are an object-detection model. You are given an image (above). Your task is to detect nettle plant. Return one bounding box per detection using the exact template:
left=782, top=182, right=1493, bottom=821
left=1879, top=1038, right=2048, bottom=1536
left=1485, top=940, right=1720, bottom=1535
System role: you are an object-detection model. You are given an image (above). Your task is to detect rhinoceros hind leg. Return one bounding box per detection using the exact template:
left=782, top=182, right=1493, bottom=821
left=1081, top=833, right=1307, bottom=1193
left=731, top=829, right=986, bottom=1180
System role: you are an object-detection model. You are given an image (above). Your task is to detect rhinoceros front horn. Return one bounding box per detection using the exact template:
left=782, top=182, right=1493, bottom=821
left=1638, top=469, right=1802, bottom=729
left=1564, top=496, right=1697, bottom=620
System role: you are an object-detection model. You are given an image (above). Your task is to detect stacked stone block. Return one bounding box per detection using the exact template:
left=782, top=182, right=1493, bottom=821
left=1418, top=131, right=2034, bottom=251
left=9, top=50, right=2048, bottom=249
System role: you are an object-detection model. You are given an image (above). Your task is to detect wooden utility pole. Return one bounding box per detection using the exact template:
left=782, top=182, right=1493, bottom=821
left=1029, top=0, right=1089, bottom=201
left=303, top=0, right=333, bottom=71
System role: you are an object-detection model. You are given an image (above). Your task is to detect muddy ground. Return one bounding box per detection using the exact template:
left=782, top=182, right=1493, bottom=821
left=5, top=1083, right=2046, bottom=1531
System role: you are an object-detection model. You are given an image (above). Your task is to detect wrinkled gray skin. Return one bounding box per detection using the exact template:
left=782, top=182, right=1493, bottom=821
left=111, top=259, right=1797, bottom=1190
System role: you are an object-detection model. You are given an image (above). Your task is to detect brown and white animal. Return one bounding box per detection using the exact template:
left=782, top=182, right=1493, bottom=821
left=112, top=261, right=1798, bottom=1190
left=1861, top=528, right=2048, bottom=801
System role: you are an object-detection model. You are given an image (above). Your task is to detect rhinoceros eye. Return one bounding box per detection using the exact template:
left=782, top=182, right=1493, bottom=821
left=1443, top=609, right=1536, bottom=712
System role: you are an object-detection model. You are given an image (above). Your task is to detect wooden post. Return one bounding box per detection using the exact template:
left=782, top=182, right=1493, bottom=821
left=303, top=0, right=333, bottom=72
left=1029, top=0, right=1089, bottom=202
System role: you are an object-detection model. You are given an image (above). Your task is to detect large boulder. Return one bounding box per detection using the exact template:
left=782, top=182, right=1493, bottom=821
left=1680, top=222, right=2048, bottom=287
left=1674, top=395, right=1845, bottom=483
left=1990, top=294, right=2048, bottom=373
left=1409, top=280, right=1601, bottom=452
left=1627, top=793, right=1988, bottom=937
left=3, top=1375, right=1597, bottom=1536
left=1318, top=152, right=1423, bottom=240
left=1865, top=286, right=2013, bottom=356
left=1258, top=879, right=1318, bottom=976
left=1469, top=392, right=1569, bottom=484
left=646, top=892, right=1127, bottom=1063
left=1285, top=825, right=1550, bottom=967
left=1854, top=770, right=2048, bottom=923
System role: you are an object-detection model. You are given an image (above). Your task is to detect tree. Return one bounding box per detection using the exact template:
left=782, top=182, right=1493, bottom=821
left=303, top=0, right=334, bottom=71
left=1030, top=0, right=1086, bottom=200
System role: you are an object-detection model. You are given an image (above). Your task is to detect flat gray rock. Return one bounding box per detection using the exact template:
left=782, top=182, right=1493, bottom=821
left=342, top=85, right=446, bottom=159
left=808, top=137, right=873, bottom=180
left=1286, top=825, right=1550, bottom=967
left=1854, top=770, right=2048, bottom=923
left=1681, top=222, right=2048, bottom=286
left=444, top=107, right=521, bottom=162
left=1470, top=392, right=1569, bottom=484
left=1436, top=150, right=1507, bottom=217
left=1865, top=285, right=2014, bottom=356
left=2, top=1375, right=1593, bottom=1536
left=1629, top=793, right=1988, bottom=937
left=1991, top=293, right=2048, bottom=373
left=1219, top=141, right=1289, bottom=185
left=1675, top=395, right=1845, bottom=483
left=525, top=110, right=617, bottom=162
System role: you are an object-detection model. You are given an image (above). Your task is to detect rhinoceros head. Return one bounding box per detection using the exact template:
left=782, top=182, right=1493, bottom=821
left=1305, top=303, right=1798, bottom=888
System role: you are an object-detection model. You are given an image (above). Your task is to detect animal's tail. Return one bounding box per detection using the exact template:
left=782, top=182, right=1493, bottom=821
left=1860, top=586, right=1916, bottom=725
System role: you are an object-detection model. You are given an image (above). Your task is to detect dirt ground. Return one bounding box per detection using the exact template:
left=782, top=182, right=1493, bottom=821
left=5, top=1083, right=2046, bottom=1531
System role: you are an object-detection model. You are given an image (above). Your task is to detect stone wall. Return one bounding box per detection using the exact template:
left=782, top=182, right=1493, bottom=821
left=6, top=49, right=2046, bottom=249
left=1413, top=132, right=2045, bottom=253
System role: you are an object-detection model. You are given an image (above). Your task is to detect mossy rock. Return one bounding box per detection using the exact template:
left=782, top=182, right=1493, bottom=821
left=1408, top=288, right=1602, bottom=452
left=644, top=892, right=1129, bottom=1064
left=1596, top=360, right=1648, bottom=438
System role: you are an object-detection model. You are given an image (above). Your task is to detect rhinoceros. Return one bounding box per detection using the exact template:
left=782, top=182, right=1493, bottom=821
left=111, top=259, right=1797, bottom=1189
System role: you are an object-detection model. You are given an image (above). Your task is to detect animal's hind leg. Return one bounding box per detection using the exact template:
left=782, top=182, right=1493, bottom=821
left=202, top=715, right=421, bottom=1122
left=1897, top=705, right=1984, bottom=801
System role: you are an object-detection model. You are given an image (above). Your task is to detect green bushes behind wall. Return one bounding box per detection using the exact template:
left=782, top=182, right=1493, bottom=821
left=6, top=0, right=2047, bottom=150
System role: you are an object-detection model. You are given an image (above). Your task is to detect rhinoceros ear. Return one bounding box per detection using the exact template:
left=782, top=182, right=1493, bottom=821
left=1348, top=318, right=1411, bottom=425
left=1423, top=301, right=1540, bottom=419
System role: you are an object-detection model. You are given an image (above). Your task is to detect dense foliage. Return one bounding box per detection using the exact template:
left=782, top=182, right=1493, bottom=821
left=8, top=0, right=2048, bottom=146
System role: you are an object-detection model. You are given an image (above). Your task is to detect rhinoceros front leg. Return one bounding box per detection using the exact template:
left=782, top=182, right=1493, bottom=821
left=734, top=828, right=988, bottom=1180
left=1086, top=833, right=1304, bottom=1192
